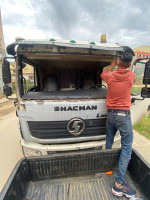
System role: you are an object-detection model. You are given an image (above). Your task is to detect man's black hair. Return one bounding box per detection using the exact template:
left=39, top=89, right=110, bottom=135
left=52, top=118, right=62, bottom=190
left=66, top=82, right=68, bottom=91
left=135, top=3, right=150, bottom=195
left=120, top=46, right=135, bottom=62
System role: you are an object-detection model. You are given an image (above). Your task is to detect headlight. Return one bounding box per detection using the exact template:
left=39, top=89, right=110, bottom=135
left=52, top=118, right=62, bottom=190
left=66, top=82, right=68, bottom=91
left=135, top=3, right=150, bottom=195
left=23, top=147, right=42, bottom=157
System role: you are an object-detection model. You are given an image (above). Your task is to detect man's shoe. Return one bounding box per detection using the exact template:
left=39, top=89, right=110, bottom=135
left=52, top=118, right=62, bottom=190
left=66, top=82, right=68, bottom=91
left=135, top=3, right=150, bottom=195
left=112, top=182, right=136, bottom=198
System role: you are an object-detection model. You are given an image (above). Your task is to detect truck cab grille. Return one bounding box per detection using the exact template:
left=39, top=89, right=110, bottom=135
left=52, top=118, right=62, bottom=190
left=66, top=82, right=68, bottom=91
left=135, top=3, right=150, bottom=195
left=28, top=118, right=106, bottom=140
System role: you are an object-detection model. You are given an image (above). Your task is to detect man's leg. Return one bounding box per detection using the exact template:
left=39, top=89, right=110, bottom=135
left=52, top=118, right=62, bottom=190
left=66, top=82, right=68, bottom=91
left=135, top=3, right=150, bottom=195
left=112, top=114, right=136, bottom=198
left=106, top=112, right=117, bottom=149
left=115, top=115, right=133, bottom=184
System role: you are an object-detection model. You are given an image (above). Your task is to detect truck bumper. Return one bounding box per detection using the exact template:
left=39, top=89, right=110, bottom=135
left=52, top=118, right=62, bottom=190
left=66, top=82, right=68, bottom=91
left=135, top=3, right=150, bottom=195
left=21, top=134, right=121, bottom=157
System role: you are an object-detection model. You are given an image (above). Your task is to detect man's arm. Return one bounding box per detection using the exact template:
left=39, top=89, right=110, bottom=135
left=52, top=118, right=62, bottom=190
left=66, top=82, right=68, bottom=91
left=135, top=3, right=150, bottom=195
left=101, top=58, right=117, bottom=81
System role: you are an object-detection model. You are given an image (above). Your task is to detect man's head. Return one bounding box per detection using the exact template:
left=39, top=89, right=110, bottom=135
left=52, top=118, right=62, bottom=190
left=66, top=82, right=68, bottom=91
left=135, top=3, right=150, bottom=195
left=117, top=46, right=135, bottom=68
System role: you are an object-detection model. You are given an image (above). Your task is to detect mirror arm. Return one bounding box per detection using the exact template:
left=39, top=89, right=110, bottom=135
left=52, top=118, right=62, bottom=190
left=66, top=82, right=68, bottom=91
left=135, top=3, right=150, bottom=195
left=131, top=57, right=150, bottom=71
left=6, top=96, right=18, bottom=101
left=131, top=97, right=145, bottom=104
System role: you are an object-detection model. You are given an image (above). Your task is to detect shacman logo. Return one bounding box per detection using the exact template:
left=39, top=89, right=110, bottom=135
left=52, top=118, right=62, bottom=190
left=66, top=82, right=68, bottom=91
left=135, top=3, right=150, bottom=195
left=67, top=118, right=85, bottom=136
left=54, top=105, right=97, bottom=111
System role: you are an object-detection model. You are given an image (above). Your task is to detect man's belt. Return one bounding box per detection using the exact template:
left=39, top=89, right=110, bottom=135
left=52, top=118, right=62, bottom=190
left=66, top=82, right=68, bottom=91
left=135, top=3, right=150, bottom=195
left=107, top=109, right=130, bottom=115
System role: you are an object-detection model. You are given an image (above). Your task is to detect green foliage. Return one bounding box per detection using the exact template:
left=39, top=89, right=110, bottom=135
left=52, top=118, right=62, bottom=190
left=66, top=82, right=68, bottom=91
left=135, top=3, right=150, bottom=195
left=12, top=82, right=16, bottom=94
left=131, top=86, right=142, bottom=94
left=23, top=78, right=34, bottom=93
left=134, top=77, right=143, bottom=85
left=26, top=79, right=34, bottom=88
left=134, top=68, right=144, bottom=77
left=133, top=114, right=150, bottom=140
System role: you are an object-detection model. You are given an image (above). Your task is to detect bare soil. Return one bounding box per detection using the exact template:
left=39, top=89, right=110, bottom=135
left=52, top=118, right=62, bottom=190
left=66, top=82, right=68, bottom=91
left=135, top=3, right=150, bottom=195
left=0, top=93, right=5, bottom=99
left=0, top=100, right=15, bottom=117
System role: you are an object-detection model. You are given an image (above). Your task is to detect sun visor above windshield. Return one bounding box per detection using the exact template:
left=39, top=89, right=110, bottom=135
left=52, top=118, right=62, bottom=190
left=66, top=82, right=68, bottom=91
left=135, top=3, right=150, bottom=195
left=6, top=40, right=124, bottom=56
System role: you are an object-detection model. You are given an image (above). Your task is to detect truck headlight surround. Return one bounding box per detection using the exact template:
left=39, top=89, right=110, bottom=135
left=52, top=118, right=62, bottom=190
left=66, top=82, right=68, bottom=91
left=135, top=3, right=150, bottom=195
left=23, top=147, right=42, bottom=157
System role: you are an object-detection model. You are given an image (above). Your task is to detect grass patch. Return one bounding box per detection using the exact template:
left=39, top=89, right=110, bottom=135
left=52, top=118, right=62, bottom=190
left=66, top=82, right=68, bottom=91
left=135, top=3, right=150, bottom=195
left=133, top=113, right=150, bottom=140
left=131, top=86, right=143, bottom=94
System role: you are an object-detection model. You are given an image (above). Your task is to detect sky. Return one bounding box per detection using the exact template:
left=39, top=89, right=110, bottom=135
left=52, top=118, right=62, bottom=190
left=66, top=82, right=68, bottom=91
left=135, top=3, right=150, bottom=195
left=0, top=0, right=150, bottom=49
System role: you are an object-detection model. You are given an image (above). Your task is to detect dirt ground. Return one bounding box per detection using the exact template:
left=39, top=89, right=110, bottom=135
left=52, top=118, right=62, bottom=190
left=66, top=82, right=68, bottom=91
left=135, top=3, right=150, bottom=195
left=0, top=92, right=5, bottom=99
left=0, top=100, right=23, bottom=192
left=0, top=100, right=15, bottom=118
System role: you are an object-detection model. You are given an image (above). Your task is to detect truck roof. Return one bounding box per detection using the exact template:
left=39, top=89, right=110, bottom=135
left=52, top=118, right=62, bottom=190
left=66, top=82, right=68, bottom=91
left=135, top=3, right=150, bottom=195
left=7, top=38, right=124, bottom=57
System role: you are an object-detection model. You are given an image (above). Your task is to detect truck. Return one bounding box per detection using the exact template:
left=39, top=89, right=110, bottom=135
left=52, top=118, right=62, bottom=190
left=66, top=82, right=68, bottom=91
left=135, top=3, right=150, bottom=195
left=2, top=36, right=150, bottom=157
left=1, top=36, right=150, bottom=199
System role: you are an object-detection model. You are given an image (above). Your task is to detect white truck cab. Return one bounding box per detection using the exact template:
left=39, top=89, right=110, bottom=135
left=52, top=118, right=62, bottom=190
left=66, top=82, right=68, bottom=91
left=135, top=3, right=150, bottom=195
left=2, top=37, right=150, bottom=156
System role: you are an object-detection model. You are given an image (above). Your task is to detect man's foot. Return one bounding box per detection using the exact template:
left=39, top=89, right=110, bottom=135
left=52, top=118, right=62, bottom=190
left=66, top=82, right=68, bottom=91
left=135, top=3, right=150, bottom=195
left=112, top=182, right=136, bottom=198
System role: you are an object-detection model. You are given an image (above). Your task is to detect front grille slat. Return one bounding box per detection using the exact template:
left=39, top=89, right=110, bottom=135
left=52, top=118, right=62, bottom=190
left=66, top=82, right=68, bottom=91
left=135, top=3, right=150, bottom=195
left=28, top=118, right=106, bottom=139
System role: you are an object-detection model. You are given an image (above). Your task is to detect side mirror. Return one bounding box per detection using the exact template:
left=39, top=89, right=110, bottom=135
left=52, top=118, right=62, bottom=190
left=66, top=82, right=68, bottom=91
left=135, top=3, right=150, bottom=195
left=2, top=60, right=11, bottom=83
left=2, top=57, right=17, bottom=100
left=3, top=86, right=12, bottom=96
left=143, top=60, right=150, bottom=85
left=141, top=60, right=150, bottom=98
left=2, top=59, right=12, bottom=97
left=141, top=87, right=150, bottom=98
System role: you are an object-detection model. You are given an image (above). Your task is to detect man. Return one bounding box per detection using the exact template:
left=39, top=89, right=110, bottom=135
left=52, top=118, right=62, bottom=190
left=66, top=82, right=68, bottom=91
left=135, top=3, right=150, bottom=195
left=101, top=46, right=136, bottom=198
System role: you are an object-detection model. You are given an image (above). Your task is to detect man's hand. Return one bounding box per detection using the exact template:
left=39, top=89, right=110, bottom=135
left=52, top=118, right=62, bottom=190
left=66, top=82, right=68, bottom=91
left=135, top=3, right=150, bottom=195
left=108, top=58, right=117, bottom=71
left=101, top=57, right=117, bottom=80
